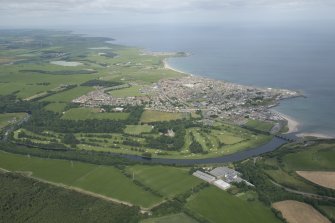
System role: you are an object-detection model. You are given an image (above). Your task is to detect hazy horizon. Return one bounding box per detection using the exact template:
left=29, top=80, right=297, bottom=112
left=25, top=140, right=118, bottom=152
left=1, top=0, right=335, bottom=29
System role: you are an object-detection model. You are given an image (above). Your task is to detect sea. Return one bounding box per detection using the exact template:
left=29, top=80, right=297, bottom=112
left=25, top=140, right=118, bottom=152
left=73, top=24, right=335, bottom=137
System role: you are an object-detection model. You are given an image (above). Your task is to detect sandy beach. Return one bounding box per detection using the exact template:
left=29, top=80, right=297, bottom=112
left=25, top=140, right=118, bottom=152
left=277, top=112, right=300, bottom=134
left=163, top=59, right=193, bottom=76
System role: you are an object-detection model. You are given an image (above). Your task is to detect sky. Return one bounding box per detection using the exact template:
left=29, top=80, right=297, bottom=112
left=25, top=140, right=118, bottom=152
left=0, top=0, right=334, bottom=28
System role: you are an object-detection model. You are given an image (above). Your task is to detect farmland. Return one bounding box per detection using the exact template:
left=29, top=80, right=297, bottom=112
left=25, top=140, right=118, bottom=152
left=186, top=186, right=282, bottom=223
left=0, top=172, right=140, bottom=223
left=296, top=171, right=335, bottom=190
left=273, top=200, right=331, bottom=223
left=126, top=165, right=202, bottom=197
left=0, top=151, right=161, bottom=208
left=258, top=142, right=335, bottom=194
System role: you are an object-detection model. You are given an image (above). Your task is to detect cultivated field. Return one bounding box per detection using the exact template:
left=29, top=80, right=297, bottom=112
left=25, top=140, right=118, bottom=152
left=296, top=171, right=335, bottom=190
left=273, top=200, right=331, bottom=223
left=186, top=186, right=281, bottom=223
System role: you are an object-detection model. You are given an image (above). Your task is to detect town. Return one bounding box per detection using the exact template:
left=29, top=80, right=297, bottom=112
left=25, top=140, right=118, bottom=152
left=72, top=75, right=299, bottom=126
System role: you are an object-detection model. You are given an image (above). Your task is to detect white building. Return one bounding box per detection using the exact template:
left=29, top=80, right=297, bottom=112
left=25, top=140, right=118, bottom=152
left=192, top=170, right=216, bottom=183
left=214, top=179, right=231, bottom=190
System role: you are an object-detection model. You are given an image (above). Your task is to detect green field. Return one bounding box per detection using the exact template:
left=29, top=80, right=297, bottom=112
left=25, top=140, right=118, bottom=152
left=109, top=85, right=145, bottom=97
left=319, top=205, right=335, bottom=219
left=186, top=187, right=281, bottom=223
left=41, top=86, right=93, bottom=103
left=0, top=172, right=140, bottom=223
left=0, top=151, right=161, bottom=208
left=140, top=110, right=186, bottom=123
left=44, top=102, right=68, bottom=113
left=259, top=142, right=335, bottom=194
left=265, top=169, right=316, bottom=192
left=126, top=165, right=202, bottom=197
left=245, top=119, right=274, bottom=132
left=124, top=124, right=153, bottom=135
left=0, top=113, right=26, bottom=129
left=62, top=108, right=129, bottom=120
left=142, top=213, right=198, bottom=223
left=282, top=143, right=335, bottom=171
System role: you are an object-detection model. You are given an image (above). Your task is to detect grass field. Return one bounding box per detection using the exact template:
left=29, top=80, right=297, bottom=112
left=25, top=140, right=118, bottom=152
left=283, top=143, right=335, bottom=171
left=0, top=151, right=161, bottom=208
left=245, top=119, right=274, bottom=132
left=61, top=108, right=129, bottom=120
left=140, top=110, right=186, bottom=123
left=319, top=205, right=335, bottom=219
left=273, top=200, right=331, bottom=223
left=186, top=186, right=281, bottom=223
left=0, top=113, right=26, bottom=129
left=126, top=165, right=202, bottom=197
left=141, top=213, right=198, bottom=223
left=44, top=102, right=68, bottom=113
left=265, top=169, right=316, bottom=192
left=124, top=124, right=153, bottom=135
left=41, top=86, right=93, bottom=103
left=109, top=85, right=144, bottom=97
left=296, top=171, right=335, bottom=190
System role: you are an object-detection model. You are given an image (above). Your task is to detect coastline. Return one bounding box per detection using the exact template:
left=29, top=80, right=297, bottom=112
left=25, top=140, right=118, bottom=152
left=273, top=110, right=299, bottom=134
left=163, top=57, right=334, bottom=139
left=163, top=59, right=193, bottom=76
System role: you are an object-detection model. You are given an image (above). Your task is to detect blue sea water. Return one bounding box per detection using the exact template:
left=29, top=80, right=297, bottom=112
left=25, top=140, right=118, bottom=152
left=74, top=24, right=335, bottom=137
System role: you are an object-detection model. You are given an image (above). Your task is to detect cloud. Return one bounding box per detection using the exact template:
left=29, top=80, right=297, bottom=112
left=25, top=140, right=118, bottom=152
left=0, top=0, right=334, bottom=14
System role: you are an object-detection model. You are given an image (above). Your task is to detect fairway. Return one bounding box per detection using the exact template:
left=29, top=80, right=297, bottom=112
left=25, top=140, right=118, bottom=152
left=124, top=124, right=153, bottom=135
left=273, top=200, right=330, bottom=223
left=140, top=110, right=185, bottom=123
left=62, top=107, right=129, bottom=120
left=186, top=186, right=281, bottom=223
left=0, top=113, right=26, bottom=129
left=0, top=151, right=161, bottom=208
left=126, top=165, right=202, bottom=197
